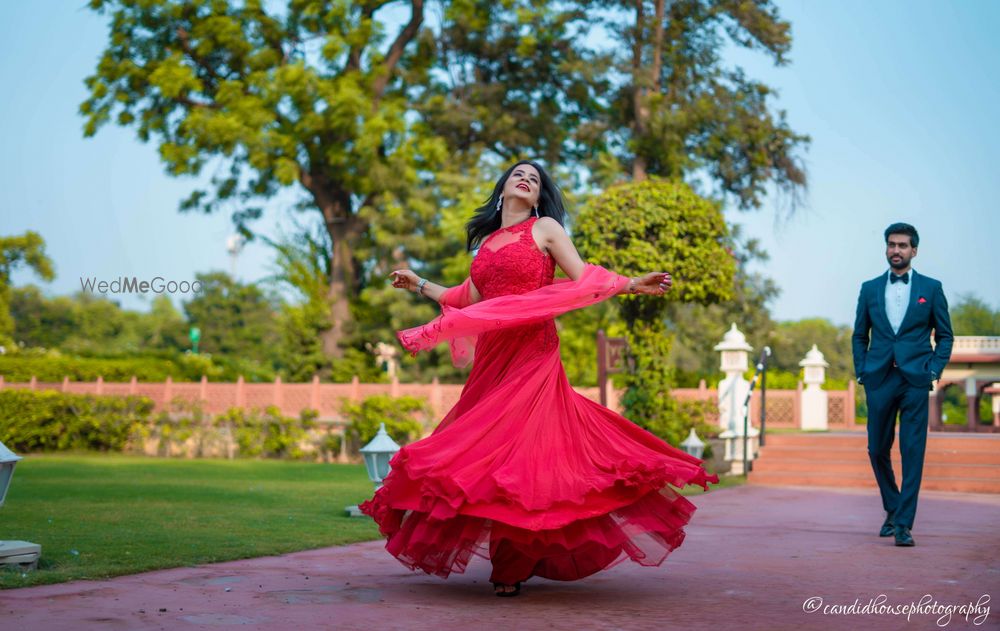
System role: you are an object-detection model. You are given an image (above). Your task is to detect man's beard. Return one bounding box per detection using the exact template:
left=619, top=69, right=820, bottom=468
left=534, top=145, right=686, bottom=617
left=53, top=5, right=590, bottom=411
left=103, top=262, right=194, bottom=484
left=887, top=255, right=910, bottom=270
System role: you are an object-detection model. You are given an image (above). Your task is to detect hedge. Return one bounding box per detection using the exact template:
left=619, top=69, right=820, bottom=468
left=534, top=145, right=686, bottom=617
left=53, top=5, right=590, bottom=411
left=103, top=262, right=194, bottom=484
left=0, top=389, right=154, bottom=452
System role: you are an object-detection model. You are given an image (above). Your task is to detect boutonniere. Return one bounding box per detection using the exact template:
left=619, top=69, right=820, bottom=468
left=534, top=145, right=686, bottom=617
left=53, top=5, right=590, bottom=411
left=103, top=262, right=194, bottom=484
left=917, top=297, right=927, bottom=304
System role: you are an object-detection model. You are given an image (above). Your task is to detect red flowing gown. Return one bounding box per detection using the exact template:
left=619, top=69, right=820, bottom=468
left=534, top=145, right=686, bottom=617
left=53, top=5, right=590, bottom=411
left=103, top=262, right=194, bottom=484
left=359, top=217, right=719, bottom=584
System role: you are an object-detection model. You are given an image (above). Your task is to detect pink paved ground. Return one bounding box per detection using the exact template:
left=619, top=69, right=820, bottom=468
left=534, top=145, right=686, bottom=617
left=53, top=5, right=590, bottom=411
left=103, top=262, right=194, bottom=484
left=2, top=485, right=998, bottom=631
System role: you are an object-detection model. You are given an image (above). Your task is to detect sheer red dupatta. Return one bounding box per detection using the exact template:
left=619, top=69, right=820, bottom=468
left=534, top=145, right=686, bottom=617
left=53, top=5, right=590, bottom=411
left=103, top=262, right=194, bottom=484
left=398, top=264, right=630, bottom=367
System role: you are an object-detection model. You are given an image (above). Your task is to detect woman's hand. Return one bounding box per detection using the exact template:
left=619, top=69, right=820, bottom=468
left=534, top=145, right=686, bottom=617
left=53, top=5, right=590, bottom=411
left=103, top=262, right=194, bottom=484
left=390, top=269, right=421, bottom=292
left=630, top=272, right=672, bottom=296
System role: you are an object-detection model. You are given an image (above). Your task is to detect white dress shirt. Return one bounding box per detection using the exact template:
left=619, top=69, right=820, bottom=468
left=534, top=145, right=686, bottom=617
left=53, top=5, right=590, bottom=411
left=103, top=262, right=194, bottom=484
left=884, top=268, right=913, bottom=335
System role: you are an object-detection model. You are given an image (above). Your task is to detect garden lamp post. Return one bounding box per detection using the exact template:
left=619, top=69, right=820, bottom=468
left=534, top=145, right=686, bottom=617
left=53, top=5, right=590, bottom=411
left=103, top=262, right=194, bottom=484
left=0, top=441, right=41, bottom=569
left=346, top=423, right=401, bottom=517
left=680, top=428, right=706, bottom=460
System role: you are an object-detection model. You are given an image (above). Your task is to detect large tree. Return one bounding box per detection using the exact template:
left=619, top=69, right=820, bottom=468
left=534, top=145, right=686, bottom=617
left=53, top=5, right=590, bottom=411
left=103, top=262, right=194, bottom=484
left=0, top=232, right=55, bottom=350
left=82, top=0, right=441, bottom=357
left=599, top=0, right=808, bottom=206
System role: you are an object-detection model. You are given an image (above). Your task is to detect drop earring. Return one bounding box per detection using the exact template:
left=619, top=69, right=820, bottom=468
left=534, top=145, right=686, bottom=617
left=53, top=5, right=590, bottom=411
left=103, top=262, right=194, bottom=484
left=495, top=195, right=503, bottom=214
left=532, top=205, right=539, bottom=218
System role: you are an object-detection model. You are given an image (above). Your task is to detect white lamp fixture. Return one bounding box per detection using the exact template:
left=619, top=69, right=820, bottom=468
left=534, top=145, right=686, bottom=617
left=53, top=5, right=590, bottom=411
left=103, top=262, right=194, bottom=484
left=680, top=428, right=706, bottom=460
left=346, top=423, right=402, bottom=517
left=0, top=441, right=41, bottom=569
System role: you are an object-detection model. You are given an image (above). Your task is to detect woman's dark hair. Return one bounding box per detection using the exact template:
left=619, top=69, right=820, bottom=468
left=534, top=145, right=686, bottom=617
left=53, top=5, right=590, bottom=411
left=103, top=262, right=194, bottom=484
left=465, top=160, right=567, bottom=252
left=884, top=222, right=919, bottom=248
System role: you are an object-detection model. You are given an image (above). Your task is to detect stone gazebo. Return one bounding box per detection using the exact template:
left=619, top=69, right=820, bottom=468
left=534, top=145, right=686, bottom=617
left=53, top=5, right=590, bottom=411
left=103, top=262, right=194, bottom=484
left=932, top=336, right=1000, bottom=431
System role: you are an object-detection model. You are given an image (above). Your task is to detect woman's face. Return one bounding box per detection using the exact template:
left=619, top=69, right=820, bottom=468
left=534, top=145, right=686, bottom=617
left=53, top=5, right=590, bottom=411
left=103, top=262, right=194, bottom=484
left=502, top=163, right=541, bottom=210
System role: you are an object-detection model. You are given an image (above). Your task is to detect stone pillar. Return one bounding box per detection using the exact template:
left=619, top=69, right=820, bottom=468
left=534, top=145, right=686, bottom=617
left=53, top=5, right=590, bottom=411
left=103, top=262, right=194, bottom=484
left=235, top=375, right=246, bottom=408
left=430, top=377, right=442, bottom=419
left=713, top=323, right=759, bottom=473
left=928, top=381, right=941, bottom=429
left=799, top=345, right=829, bottom=431
left=966, top=377, right=978, bottom=430
left=991, top=384, right=1000, bottom=426
left=164, top=376, right=173, bottom=408
left=310, top=375, right=321, bottom=413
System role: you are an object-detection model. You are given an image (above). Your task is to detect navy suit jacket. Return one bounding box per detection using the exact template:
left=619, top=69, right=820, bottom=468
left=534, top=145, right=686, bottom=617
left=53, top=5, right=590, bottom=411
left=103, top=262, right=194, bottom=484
left=852, top=270, right=954, bottom=390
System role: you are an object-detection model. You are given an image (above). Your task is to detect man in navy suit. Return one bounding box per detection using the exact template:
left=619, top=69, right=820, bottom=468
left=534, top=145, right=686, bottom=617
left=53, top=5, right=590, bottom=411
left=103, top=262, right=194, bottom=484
left=852, top=223, right=953, bottom=547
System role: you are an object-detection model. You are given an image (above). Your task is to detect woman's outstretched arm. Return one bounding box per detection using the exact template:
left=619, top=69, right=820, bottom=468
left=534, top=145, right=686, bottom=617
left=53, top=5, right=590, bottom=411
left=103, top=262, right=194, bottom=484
left=390, top=269, right=482, bottom=304
left=532, top=217, right=671, bottom=296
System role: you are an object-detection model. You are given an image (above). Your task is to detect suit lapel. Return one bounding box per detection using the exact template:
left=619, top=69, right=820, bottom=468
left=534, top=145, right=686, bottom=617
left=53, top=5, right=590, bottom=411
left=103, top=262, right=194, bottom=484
left=899, top=270, right=920, bottom=331
left=875, top=273, right=892, bottom=332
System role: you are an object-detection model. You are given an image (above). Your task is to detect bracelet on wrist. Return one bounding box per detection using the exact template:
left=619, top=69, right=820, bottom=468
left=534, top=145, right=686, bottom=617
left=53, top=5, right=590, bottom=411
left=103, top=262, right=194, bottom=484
left=416, top=278, right=429, bottom=295
left=628, top=278, right=638, bottom=294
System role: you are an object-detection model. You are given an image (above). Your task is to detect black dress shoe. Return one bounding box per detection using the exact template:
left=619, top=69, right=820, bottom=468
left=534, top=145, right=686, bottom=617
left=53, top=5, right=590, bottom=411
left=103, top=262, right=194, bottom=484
left=879, top=514, right=895, bottom=537
left=894, top=525, right=914, bottom=547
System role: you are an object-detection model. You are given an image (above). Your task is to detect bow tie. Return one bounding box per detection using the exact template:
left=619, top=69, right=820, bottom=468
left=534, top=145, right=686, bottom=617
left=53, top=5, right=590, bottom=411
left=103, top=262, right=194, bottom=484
left=890, top=273, right=909, bottom=284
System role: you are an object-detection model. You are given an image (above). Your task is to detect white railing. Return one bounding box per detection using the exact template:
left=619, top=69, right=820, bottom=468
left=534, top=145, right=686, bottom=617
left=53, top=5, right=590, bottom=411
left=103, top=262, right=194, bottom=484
left=951, top=336, right=1000, bottom=354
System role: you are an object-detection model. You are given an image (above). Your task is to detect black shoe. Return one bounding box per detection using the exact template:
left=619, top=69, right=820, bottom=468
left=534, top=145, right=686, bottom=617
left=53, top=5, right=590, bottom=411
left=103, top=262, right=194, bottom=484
left=879, top=514, right=895, bottom=537
left=493, top=581, right=521, bottom=597
left=894, top=525, right=914, bottom=547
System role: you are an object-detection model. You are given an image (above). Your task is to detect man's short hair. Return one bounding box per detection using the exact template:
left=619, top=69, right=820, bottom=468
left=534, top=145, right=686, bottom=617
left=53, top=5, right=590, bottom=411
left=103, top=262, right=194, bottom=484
left=884, top=222, right=919, bottom=248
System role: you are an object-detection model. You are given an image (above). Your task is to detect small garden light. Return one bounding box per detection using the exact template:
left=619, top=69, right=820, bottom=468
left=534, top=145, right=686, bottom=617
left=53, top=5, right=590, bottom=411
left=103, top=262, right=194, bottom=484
left=346, top=423, right=401, bottom=517
left=680, top=428, right=706, bottom=460
left=0, top=441, right=41, bottom=569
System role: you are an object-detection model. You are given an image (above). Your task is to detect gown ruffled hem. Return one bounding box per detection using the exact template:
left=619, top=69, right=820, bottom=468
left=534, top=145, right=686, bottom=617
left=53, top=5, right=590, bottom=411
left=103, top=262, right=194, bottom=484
left=360, top=470, right=718, bottom=581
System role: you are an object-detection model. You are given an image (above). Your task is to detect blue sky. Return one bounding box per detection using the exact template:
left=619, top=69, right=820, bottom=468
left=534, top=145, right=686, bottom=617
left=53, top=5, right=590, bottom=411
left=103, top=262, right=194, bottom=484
left=2, top=0, right=998, bottom=327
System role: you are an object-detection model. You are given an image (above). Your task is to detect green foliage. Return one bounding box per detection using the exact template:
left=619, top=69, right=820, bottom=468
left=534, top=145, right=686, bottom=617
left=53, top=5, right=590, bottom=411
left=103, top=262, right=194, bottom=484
left=0, top=231, right=55, bottom=349
left=951, top=293, right=1000, bottom=336
left=424, top=2, right=610, bottom=167
left=575, top=179, right=735, bottom=304
left=0, top=349, right=237, bottom=382
left=938, top=385, right=994, bottom=425
left=341, top=394, right=427, bottom=453
left=215, top=406, right=318, bottom=460
left=11, top=286, right=189, bottom=356
left=0, top=389, right=153, bottom=452
left=575, top=179, right=734, bottom=445
left=82, top=0, right=450, bottom=352
left=769, top=318, right=853, bottom=381
left=598, top=0, right=808, bottom=209
left=183, top=271, right=281, bottom=359
left=666, top=223, right=779, bottom=384
left=263, top=227, right=333, bottom=381
left=354, top=161, right=493, bottom=384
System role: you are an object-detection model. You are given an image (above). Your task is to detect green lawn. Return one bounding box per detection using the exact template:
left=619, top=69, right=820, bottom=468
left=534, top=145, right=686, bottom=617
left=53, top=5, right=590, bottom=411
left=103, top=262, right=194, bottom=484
left=0, top=454, right=742, bottom=589
left=0, top=454, right=382, bottom=589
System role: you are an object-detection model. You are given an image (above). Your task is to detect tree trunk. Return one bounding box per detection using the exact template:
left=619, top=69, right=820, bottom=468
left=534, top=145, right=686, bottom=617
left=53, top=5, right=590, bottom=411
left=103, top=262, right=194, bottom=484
left=300, top=170, right=361, bottom=359
left=322, top=213, right=362, bottom=358
left=632, top=0, right=648, bottom=182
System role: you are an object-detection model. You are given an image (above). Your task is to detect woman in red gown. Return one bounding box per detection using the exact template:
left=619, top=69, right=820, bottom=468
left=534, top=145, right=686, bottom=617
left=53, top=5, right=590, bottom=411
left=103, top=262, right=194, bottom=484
left=360, top=160, right=719, bottom=597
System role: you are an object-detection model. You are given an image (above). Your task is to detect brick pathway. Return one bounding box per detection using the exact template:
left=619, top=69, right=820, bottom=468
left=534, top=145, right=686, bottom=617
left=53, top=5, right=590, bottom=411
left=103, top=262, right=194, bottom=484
left=3, top=485, right=998, bottom=631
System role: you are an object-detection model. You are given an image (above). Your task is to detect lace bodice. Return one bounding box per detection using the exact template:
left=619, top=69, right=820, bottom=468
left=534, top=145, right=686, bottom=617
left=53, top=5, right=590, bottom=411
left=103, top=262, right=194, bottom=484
left=471, top=217, right=556, bottom=300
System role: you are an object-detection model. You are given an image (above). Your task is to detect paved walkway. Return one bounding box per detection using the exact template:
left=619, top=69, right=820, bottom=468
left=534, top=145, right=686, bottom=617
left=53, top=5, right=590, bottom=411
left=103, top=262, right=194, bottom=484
left=2, top=485, right=998, bottom=631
